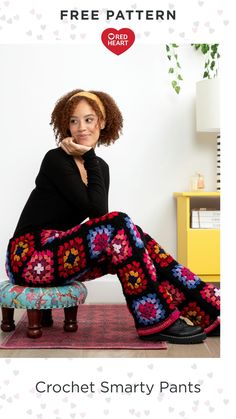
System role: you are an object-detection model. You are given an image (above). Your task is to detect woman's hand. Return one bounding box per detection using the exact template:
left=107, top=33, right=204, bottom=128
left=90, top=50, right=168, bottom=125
left=60, top=137, right=92, bottom=157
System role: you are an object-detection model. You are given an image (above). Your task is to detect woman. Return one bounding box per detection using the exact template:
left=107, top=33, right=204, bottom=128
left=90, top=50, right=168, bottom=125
left=6, top=89, right=220, bottom=344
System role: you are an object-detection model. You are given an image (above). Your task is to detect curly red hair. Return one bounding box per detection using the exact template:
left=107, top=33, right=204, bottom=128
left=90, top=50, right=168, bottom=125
left=50, top=89, right=123, bottom=146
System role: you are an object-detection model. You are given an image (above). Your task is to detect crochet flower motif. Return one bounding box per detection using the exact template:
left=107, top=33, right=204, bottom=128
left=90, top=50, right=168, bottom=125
left=41, top=229, right=62, bottom=246
left=143, top=251, right=157, bottom=282
left=158, top=280, right=186, bottom=309
left=87, top=224, right=114, bottom=259
left=200, top=284, right=220, bottom=309
left=124, top=216, right=144, bottom=248
left=41, top=225, right=82, bottom=246
left=57, top=237, right=86, bottom=278
left=22, top=250, right=54, bottom=285
left=107, top=229, right=132, bottom=265
left=181, top=302, right=211, bottom=328
left=172, top=264, right=201, bottom=289
left=132, top=293, right=166, bottom=325
left=86, top=211, right=119, bottom=226
left=118, top=261, right=147, bottom=295
left=60, top=224, right=81, bottom=238
left=146, top=239, right=174, bottom=267
left=10, top=233, right=35, bottom=273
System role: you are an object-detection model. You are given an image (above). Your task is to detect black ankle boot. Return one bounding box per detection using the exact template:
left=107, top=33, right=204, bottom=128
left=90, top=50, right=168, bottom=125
left=140, top=318, right=206, bottom=344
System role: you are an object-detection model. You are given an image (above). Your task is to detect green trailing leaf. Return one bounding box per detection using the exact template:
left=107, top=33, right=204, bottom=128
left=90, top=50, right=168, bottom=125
left=192, top=43, right=220, bottom=79
left=211, top=44, right=218, bottom=53
left=166, top=43, right=184, bottom=94
left=201, top=44, right=210, bottom=54
left=166, top=43, right=220, bottom=93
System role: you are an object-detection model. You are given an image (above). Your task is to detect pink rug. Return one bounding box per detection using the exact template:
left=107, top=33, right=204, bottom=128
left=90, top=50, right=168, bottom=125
left=0, top=305, right=167, bottom=350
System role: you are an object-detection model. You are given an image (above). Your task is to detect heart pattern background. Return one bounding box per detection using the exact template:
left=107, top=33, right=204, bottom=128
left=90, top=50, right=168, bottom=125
left=0, top=358, right=232, bottom=417
left=0, top=0, right=231, bottom=42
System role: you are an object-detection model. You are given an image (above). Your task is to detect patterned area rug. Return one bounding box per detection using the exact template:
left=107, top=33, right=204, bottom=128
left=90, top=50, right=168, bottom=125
left=0, top=305, right=167, bottom=350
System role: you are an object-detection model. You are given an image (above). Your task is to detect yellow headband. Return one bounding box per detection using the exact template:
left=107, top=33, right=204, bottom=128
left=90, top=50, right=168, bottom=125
left=68, top=91, right=106, bottom=120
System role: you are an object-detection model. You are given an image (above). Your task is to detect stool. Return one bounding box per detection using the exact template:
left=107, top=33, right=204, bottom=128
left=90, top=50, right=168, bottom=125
left=0, top=280, right=87, bottom=338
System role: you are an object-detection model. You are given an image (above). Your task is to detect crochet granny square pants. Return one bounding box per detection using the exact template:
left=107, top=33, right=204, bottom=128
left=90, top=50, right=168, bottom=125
left=6, top=211, right=220, bottom=336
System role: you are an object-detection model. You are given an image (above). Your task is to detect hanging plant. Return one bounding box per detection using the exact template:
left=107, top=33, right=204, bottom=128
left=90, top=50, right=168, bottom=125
left=191, top=43, right=220, bottom=79
left=166, top=43, right=183, bottom=94
left=166, top=43, right=220, bottom=94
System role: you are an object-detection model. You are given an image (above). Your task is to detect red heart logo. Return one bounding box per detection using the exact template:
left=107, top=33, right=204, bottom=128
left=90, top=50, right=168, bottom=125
left=101, top=28, right=135, bottom=55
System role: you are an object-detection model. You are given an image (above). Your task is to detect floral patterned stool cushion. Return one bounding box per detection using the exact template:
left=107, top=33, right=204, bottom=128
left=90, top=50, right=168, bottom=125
left=0, top=280, right=87, bottom=338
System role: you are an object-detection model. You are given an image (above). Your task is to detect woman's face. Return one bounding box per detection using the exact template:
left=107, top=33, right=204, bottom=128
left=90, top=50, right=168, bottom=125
left=69, top=100, right=105, bottom=148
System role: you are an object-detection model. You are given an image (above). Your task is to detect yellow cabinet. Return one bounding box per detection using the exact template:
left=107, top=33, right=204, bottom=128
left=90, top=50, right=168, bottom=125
left=174, top=192, right=220, bottom=282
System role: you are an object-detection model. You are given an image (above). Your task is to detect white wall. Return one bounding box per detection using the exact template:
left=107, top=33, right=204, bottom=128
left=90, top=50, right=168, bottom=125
left=0, top=45, right=216, bottom=302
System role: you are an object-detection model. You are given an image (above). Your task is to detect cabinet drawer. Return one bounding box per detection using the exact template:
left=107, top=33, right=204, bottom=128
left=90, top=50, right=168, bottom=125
left=187, top=229, right=220, bottom=275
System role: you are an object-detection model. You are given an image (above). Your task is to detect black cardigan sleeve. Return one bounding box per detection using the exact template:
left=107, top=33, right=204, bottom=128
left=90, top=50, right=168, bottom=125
left=40, top=148, right=109, bottom=218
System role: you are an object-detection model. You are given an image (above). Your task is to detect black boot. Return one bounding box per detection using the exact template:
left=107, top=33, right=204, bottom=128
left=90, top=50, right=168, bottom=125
left=140, top=318, right=206, bottom=344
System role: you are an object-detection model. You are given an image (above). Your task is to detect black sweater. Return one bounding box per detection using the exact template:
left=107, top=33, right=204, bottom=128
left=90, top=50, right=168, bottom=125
left=14, top=147, right=109, bottom=236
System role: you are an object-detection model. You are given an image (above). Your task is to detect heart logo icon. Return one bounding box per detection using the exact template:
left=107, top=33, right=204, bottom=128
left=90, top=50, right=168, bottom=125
left=101, top=28, right=135, bottom=55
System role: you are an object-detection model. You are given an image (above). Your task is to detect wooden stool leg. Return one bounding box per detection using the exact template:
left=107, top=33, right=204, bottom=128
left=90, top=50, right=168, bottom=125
left=27, top=309, right=42, bottom=338
left=64, top=306, right=78, bottom=332
left=1, top=307, right=15, bottom=332
left=41, top=309, right=53, bottom=327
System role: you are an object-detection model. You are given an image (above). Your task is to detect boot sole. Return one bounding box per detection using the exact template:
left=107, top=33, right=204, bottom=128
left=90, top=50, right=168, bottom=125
left=140, top=331, right=207, bottom=344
